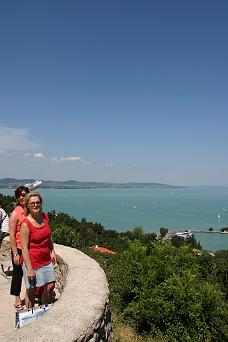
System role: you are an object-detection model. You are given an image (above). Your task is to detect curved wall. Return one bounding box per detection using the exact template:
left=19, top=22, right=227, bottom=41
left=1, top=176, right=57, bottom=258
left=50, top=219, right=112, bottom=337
left=3, top=244, right=113, bottom=342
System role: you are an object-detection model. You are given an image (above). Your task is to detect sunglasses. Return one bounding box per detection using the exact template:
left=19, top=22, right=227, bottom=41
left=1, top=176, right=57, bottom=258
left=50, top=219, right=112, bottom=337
left=18, top=192, right=26, bottom=198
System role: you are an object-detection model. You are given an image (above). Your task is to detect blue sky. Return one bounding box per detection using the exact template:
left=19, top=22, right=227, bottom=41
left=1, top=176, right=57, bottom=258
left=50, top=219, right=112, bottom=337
left=0, top=1, right=227, bottom=186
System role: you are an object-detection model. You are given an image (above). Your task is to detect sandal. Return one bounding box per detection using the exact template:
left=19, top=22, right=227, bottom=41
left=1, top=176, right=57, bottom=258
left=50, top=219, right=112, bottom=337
left=14, top=304, right=24, bottom=311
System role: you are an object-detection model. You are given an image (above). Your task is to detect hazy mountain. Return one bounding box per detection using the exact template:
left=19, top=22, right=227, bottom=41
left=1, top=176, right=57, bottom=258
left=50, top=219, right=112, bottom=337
left=0, top=178, right=174, bottom=189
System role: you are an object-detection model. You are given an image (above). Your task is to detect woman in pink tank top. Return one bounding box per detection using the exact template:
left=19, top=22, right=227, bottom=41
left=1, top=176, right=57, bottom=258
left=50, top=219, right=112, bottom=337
left=9, top=185, right=30, bottom=310
left=20, top=192, right=56, bottom=307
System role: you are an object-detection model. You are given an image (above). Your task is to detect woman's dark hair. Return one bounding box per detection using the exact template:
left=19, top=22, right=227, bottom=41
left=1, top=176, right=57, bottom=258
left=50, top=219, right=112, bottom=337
left=15, top=186, right=30, bottom=199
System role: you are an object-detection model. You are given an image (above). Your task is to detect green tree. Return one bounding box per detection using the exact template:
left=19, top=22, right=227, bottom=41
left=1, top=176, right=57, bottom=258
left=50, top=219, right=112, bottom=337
left=171, top=235, right=185, bottom=248
left=110, top=241, right=228, bottom=341
left=171, top=234, right=202, bottom=250
left=132, top=226, right=144, bottom=239
left=215, top=250, right=228, bottom=300
left=160, top=227, right=168, bottom=237
left=51, top=223, right=80, bottom=248
left=0, top=193, right=15, bottom=213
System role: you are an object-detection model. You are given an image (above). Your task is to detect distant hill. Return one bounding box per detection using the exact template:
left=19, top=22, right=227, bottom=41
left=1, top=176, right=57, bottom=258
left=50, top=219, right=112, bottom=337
left=0, top=178, right=175, bottom=189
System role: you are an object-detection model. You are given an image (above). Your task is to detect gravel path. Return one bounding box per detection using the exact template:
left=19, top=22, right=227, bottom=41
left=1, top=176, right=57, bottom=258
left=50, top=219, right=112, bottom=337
left=0, top=238, right=16, bottom=339
left=0, top=238, right=62, bottom=340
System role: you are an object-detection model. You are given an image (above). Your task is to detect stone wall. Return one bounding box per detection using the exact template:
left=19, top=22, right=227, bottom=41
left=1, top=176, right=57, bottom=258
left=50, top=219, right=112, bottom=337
left=54, top=254, right=69, bottom=296
left=2, top=243, right=113, bottom=342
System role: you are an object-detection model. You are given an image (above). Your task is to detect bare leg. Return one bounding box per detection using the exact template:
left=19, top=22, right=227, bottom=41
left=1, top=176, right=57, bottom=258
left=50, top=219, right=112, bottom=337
left=25, top=288, right=35, bottom=308
left=41, top=282, right=55, bottom=304
left=15, top=295, right=22, bottom=307
left=21, top=291, right=28, bottom=306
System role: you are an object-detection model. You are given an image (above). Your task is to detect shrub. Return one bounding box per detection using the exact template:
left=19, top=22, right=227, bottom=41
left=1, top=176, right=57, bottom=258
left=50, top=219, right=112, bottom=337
left=110, top=242, right=228, bottom=341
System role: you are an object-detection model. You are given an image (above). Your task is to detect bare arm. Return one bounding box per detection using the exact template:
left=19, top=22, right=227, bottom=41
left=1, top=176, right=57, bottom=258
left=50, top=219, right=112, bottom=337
left=49, top=237, right=56, bottom=263
left=21, top=222, right=36, bottom=279
left=9, top=210, right=20, bottom=265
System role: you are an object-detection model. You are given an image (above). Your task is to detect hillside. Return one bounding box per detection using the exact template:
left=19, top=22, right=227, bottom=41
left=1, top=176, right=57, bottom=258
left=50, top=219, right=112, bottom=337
left=0, top=178, right=174, bottom=189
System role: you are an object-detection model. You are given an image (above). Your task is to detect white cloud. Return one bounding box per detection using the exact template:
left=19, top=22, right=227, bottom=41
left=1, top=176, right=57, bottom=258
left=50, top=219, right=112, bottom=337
left=24, top=152, right=45, bottom=159
left=0, top=125, right=39, bottom=152
left=60, top=156, right=81, bottom=161
left=51, top=156, right=82, bottom=162
left=34, top=152, right=45, bottom=159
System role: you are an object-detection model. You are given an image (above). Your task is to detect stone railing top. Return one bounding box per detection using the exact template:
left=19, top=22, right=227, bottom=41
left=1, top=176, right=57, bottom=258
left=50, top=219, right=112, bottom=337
left=3, top=244, right=110, bottom=342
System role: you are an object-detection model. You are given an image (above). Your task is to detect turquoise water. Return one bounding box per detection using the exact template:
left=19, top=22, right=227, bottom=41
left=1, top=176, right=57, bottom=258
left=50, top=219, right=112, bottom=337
left=193, top=232, right=228, bottom=252
left=1, top=186, right=228, bottom=251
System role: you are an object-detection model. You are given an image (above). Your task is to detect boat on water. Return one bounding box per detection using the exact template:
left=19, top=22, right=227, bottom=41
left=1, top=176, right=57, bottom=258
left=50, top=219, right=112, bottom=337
left=24, top=180, right=42, bottom=191
left=175, top=231, right=192, bottom=238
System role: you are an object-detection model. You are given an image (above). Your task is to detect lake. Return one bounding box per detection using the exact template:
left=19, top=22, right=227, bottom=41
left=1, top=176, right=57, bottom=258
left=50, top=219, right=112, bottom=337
left=1, top=186, right=228, bottom=252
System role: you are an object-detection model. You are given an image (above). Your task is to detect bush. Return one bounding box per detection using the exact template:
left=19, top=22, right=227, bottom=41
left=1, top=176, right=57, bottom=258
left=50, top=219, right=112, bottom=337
left=110, top=242, right=228, bottom=341
left=0, top=193, right=15, bottom=213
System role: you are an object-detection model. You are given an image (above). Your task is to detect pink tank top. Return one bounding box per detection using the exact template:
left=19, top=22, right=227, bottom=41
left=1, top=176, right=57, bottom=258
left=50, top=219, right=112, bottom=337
left=14, top=205, right=26, bottom=249
left=22, top=213, right=52, bottom=269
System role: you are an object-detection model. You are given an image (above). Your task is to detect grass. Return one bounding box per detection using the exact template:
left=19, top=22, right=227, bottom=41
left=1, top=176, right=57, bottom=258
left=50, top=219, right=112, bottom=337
left=114, top=323, right=151, bottom=342
left=112, top=313, right=167, bottom=342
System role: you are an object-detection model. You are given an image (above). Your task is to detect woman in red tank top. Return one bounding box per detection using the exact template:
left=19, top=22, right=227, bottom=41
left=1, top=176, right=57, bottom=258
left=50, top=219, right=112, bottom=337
left=20, top=192, right=56, bottom=308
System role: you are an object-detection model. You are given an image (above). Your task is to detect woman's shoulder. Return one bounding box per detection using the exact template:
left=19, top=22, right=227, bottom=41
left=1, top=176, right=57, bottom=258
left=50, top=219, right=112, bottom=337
left=10, top=206, right=23, bottom=222
left=21, top=216, right=35, bottom=233
left=21, top=216, right=30, bottom=226
left=13, top=205, right=24, bottom=215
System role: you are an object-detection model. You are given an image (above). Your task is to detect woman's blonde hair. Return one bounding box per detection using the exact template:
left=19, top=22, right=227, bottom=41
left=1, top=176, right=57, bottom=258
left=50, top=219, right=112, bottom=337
left=24, top=192, right=43, bottom=216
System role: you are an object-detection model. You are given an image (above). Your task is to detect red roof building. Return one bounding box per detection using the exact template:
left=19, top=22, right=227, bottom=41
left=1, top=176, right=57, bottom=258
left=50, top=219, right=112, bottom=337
left=90, top=245, right=116, bottom=255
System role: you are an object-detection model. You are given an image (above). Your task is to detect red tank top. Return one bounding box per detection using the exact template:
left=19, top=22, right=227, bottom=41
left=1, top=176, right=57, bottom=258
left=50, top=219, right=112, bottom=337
left=22, top=212, right=52, bottom=269
left=14, top=205, right=26, bottom=249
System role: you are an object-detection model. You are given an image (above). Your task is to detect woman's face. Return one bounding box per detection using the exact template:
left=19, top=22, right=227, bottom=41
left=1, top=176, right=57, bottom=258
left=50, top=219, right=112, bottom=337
left=27, top=196, right=42, bottom=215
left=17, top=191, right=27, bottom=207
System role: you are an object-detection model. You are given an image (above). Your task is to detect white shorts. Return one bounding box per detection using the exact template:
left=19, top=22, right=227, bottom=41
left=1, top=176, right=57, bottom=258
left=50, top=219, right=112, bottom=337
left=22, top=262, right=55, bottom=289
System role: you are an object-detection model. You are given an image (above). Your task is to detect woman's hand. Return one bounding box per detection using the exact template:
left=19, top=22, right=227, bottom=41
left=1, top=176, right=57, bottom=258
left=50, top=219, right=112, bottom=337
left=13, top=253, right=20, bottom=266
left=50, top=250, right=57, bottom=264
left=27, top=268, right=36, bottom=288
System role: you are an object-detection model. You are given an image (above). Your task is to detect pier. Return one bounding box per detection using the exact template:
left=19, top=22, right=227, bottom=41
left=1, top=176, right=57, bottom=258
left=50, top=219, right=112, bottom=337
left=190, top=228, right=221, bottom=233
left=163, top=228, right=227, bottom=242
